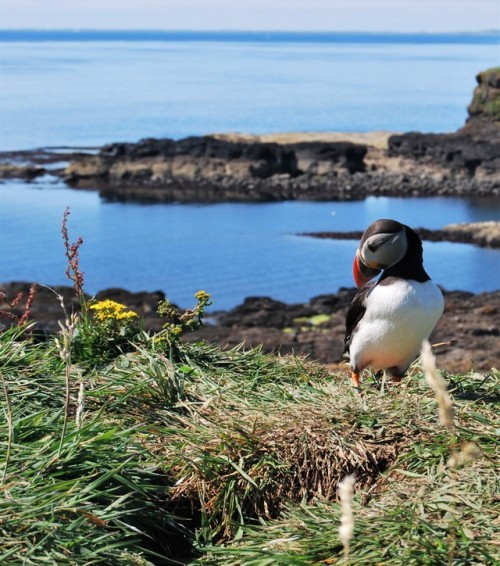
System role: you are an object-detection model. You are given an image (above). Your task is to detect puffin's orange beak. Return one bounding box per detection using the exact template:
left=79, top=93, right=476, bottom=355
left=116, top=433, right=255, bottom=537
left=353, top=253, right=381, bottom=288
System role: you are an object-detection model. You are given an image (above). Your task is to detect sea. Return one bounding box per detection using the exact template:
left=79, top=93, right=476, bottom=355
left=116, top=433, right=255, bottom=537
left=0, top=31, right=499, bottom=309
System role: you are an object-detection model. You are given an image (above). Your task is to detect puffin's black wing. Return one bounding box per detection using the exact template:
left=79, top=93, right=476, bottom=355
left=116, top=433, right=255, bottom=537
left=343, top=285, right=372, bottom=353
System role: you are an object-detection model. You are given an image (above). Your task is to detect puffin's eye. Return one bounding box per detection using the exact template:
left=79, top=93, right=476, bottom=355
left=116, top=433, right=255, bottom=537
left=367, top=243, right=377, bottom=253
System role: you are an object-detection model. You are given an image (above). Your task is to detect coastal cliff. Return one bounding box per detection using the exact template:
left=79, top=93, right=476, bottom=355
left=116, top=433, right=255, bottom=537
left=59, top=67, right=500, bottom=202
left=387, top=68, right=500, bottom=179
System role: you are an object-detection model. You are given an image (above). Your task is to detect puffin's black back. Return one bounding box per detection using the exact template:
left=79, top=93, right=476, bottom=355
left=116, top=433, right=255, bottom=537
left=343, top=285, right=370, bottom=354
left=379, top=225, right=430, bottom=283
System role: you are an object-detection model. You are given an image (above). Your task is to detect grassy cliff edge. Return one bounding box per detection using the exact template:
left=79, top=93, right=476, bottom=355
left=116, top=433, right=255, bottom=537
left=1, top=324, right=498, bottom=564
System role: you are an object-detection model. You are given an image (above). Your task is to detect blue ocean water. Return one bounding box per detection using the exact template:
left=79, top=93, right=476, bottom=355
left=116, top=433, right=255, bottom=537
left=0, top=32, right=499, bottom=308
left=0, top=31, right=499, bottom=150
left=1, top=178, right=499, bottom=309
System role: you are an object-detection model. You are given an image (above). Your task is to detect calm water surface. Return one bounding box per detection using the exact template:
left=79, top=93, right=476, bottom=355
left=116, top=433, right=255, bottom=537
left=1, top=34, right=499, bottom=150
left=1, top=178, right=498, bottom=309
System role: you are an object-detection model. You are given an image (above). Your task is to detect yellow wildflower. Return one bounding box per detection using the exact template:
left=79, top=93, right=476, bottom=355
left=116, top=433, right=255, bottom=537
left=116, top=310, right=138, bottom=321
left=195, top=290, right=211, bottom=303
left=90, top=300, right=138, bottom=323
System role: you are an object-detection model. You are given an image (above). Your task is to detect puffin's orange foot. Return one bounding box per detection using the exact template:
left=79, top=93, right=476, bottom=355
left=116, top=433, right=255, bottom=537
left=351, top=371, right=360, bottom=391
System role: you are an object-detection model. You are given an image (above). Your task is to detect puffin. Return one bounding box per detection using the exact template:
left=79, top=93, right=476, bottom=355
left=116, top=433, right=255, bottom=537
left=344, top=219, right=444, bottom=389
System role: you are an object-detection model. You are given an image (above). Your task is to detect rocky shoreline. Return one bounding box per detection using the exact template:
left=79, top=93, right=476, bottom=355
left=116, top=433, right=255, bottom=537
left=1, top=282, right=498, bottom=373
left=302, top=221, right=500, bottom=249
left=1, top=68, right=499, bottom=202
left=61, top=129, right=499, bottom=202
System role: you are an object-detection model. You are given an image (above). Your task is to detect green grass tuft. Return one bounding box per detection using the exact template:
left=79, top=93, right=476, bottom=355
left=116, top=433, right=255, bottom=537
left=1, top=323, right=498, bottom=564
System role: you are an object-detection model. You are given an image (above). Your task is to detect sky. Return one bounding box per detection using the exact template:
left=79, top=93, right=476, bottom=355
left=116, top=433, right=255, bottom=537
left=0, top=0, right=499, bottom=32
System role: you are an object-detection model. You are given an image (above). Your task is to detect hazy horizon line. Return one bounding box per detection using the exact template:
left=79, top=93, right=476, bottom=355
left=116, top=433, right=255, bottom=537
left=1, top=28, right=499, bottom=35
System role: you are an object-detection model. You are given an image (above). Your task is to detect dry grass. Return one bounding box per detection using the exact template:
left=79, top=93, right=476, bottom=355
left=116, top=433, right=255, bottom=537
left=212, top=131, right=394, bottom=149
left=338, top=474, right=356, bottom=561
left=197, top=363, right=499, bottom=565
left=141, top=350, right=409, bottom=541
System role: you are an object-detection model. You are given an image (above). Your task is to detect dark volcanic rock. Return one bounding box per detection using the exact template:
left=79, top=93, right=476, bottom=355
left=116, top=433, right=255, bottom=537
left=302, top=222, right=500, bottom=249
left=64, top=136, right=369, bottom=202
left=1, top=281, right=498, bottom=373
left=290, top=141, right=367, bottom=174
left=387, top=131, right=500, bottom=178
left=216, top=296, right=316, bottom=328
left=100, top=136, right=302, bottom=178
left=63, top=122, right=499, bottom=202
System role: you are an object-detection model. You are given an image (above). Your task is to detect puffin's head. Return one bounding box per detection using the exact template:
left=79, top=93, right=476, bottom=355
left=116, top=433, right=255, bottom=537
left=353, top=219, right=408, bottom=287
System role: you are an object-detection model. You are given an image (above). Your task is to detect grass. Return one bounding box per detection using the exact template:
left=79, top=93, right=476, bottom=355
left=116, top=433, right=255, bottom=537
left=471, top=67, right=500, bottom=121
left=0, top=327, right=190, bottom=564
left=1, top=320, right=498, bottom=564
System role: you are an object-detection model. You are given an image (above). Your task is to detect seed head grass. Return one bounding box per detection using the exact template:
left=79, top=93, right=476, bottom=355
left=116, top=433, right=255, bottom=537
left=338, top=474, right=356, bottom=561
left=421, top=340, right=455, bottom=430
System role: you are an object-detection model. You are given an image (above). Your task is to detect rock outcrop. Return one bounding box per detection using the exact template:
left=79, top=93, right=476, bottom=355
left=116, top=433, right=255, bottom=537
left=387, top=131, right=500, bottom=179
left=61, top=127, right=499, bottom=201
left=0, top=148, right=94, bottom=181
left=465, top=67, right=500, bottom=129
left=63, top=137, right=368, bottom=202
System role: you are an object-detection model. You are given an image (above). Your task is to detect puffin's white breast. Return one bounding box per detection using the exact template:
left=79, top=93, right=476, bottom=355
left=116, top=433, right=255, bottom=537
left=349, top=279, right=444, bottom=373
